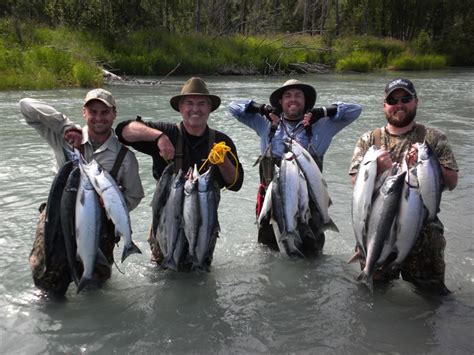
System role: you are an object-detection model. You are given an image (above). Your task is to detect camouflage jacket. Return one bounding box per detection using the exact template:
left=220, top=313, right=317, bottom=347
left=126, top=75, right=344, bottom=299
left=348, top=123, right=458, bottom=176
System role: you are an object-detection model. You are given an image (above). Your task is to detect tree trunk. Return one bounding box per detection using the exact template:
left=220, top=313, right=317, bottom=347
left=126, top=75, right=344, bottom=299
left=239, top=0, right=247, bottom=34
left=303, top=0, right=309, bottom=32
left=195, top=0, right=201, bottom=33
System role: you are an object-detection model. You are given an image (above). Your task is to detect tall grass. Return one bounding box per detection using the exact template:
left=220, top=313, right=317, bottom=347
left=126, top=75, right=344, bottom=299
left=0, top=18, right=451, bottom=90
left=0, top=20, right=103, bottom=89
left=389, top=54, right=447, bottom=70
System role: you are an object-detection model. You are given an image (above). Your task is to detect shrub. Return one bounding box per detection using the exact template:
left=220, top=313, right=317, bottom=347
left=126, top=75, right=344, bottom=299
left=72, top=62, right=102, bottom=87
left=336, top=51, right=384, bottom=72
left=389, top=53, right=447, bottom=70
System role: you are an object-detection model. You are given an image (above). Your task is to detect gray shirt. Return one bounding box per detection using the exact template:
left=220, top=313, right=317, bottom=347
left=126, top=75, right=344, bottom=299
left=19, top=98, right=144, bottom=211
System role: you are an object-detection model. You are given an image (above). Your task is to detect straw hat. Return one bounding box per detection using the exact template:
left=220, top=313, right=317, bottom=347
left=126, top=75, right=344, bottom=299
left=269, top=79, right=316, bottom=111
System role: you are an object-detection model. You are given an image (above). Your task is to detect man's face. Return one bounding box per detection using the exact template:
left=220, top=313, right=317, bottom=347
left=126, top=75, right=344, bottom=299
left=83, top=100, right=116, bottom=136
left=179, top=96, right=212, bottom=131
left=384, top=88, right=418, bottom=128
left=280, top=88, right=306, bottom=120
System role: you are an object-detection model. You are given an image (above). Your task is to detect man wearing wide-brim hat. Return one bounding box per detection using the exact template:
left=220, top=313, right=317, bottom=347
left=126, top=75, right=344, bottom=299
left=116, top=77, right=244, bottom=271
left=228, top=78, right=362, bottom=256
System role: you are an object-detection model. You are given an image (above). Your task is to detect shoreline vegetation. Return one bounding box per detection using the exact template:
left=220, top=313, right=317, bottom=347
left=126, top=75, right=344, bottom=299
left=0, top=20, right=464, bottom=90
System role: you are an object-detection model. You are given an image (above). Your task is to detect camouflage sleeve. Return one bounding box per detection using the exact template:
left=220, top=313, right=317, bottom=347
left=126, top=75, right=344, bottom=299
left=348, top=130, right=373, bottom=175
left=425, top=128, right=459, bottom=171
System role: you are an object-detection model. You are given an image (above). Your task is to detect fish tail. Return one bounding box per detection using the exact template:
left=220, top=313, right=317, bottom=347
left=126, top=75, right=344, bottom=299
left=347, top=250, right=362, bottom=264
left=356, top=271, right=374, bottom=293
left=162, top=256, right=178, bottom=271
left=281, top=231, right=304, bottom=257
left=324, top=218, right=339, bottom=233
left=191, top=262, right=209, bottom=273
left=121, top=241, right=142, bottom=263
left=77, top=276, right=99, bottom=294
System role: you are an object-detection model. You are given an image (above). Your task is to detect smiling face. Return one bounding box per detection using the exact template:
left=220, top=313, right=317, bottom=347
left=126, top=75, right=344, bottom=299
left=280, top=88, right=306, bottom=120
left=83, top=100, right=116, bottom=142
left=384, top=88, right=418, bottom=128
left=179, top=95, right=212, bottom=135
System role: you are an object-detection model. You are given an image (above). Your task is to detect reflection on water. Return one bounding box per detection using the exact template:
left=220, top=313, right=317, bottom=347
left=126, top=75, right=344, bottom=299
left=0, top=71, right=473, bottom=353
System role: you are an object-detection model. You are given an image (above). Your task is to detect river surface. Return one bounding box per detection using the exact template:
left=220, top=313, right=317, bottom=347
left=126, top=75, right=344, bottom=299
left=1, top=71, right=473, bottom=354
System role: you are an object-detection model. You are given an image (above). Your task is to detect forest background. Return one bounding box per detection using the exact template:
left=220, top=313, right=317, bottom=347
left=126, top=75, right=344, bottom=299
left=1, top=0, right=473, bottom=89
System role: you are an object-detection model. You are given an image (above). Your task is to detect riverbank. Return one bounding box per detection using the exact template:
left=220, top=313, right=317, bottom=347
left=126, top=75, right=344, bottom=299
left=0, top=20, right=454, bottom=90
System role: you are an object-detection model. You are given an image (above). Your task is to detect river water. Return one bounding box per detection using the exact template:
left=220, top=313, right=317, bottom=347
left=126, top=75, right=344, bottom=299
left=1, top=71, right=473, bottom=354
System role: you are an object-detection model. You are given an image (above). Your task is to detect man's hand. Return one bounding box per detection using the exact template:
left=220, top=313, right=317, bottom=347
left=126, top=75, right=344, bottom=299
left=64, top=127, right=83, bottom=149
left=405, top=144, right=418, bottom=168
left=156, top=134, right=175, bottom=161
left=268, top=112, right=280, bottom=126
left=376, top=149, right=393, bottom=175
left=303, top=112, right=312, bottom=127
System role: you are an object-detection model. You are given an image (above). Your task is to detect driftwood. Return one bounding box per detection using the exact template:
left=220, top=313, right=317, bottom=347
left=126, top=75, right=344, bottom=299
left=287, top=62, right=331, bottom=74
left=103, top=62, right=182, bottom=85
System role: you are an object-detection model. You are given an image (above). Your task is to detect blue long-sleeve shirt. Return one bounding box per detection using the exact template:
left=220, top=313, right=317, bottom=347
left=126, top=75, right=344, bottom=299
left=228, top=99, right=362, bottom=158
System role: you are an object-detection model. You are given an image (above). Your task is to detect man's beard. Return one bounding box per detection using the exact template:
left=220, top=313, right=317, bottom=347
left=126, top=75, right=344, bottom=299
left=385, top=107, right=417, bottom=128
left=284, top=108, right=304, bottom=120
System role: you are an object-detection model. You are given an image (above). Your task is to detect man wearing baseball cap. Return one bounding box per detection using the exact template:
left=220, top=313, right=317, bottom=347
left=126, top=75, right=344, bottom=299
left=348, top=78, right=459, bottom=295
left=19, top=88, right=144, bottom=297
left=228, top=79, right=362, bottom=256
left=115, top=77, right=244, bottom=271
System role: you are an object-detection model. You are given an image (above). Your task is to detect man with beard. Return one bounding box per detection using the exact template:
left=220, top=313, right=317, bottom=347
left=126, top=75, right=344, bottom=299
left=348, top=78, right=458, bottom=295
left=229, top=79, right=362, bottom=255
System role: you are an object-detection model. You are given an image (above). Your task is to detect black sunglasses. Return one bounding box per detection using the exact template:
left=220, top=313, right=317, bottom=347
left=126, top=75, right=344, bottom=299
left=385, top=95, right=415, bottom=105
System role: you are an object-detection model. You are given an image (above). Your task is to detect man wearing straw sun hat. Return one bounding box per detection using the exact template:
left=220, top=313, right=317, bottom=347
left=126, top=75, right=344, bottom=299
left=229, top=79, right=362, bottom=256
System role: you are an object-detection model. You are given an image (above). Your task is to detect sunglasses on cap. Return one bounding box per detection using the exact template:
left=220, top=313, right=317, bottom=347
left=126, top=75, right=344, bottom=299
left=385, top=95, right=415, bottom=105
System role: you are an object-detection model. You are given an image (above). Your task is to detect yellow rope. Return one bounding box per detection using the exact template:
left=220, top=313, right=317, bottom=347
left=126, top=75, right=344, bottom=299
left=199, top=141, right=239, bottom=189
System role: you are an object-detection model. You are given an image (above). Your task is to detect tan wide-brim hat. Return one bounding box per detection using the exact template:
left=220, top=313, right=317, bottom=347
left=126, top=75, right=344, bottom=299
left=269, top=79, right=316, bottom=111
left=170, top=77, right=221, bottom=112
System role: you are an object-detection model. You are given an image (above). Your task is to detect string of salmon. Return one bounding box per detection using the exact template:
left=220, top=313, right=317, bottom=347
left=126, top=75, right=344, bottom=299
left=199, top=141, right=239, bottom=189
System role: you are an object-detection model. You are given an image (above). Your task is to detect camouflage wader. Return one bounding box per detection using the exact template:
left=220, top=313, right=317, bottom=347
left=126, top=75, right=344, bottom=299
left=29, top=204, right=116, bottom=296
left=360, top=219, right=449, bottom=294
left=400, top=219, right=449, bottom=294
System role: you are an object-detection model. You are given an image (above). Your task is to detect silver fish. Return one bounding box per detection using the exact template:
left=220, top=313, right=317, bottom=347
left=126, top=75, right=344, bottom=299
left=271, top=167, right=303, bottom=256
left=280, top=152, right=301, bottom=238
left=287, top=140, right=338, bottom=232
left=416, top=141, right=443, bottom=221
left=351, top=145, right=379, bottom=257
left=390, top=166, right=426, bottom=268
left=297, top=169, right=310, bottom=225
left=183, top=165, right=201, bottom=259
left=357, top=171, right=406, bottom=291
left=75, top=169, right=105, bottom=293
left=81, top=160, right=141, bottom=263
left=151, top=163, right=174, bottom=239
left=159, top=169, right=185, bottom=270
left=257, top=180, right=273, bottom=227
left=194, top=168, right=219, bottom=271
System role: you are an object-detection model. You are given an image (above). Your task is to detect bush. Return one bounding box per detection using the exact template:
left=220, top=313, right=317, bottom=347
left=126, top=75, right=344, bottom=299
left=389, top=53, right=447, bottom=70
left=72, top=62, right=102, bottom=87
left=335, top=51, right=384, bottom=72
